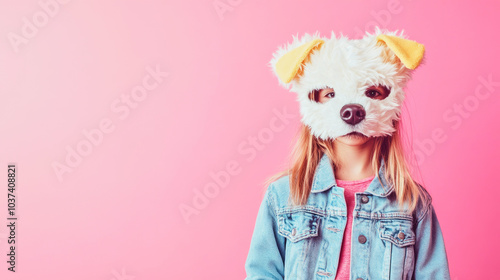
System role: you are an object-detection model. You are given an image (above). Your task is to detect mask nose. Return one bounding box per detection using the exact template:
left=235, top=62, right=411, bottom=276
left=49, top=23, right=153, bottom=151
left=340, top=104, right=365, bottom=125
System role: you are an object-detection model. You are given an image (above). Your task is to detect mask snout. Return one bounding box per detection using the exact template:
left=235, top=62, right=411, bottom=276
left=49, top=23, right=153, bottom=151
left=340, top=104, right=365, bottom=125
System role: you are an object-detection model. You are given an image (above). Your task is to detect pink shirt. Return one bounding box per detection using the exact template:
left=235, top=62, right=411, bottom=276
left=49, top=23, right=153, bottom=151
left=334, top=175, right=374, bottom=280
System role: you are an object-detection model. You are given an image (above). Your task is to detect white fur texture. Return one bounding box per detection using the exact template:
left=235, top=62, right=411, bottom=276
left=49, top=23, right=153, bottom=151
left=269, top=28, right=421, bottom=140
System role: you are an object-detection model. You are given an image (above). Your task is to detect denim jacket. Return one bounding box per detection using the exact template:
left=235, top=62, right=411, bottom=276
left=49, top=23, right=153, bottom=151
left=245, top=153, right=451, bottom=280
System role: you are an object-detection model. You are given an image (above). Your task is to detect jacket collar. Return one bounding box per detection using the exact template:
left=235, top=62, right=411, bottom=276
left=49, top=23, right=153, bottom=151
left=310, top=152, right=394, bottom=197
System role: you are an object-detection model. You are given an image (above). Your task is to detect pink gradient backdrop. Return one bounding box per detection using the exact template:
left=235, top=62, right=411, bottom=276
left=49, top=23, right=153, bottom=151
left=0, top=0, right=498, bottom=279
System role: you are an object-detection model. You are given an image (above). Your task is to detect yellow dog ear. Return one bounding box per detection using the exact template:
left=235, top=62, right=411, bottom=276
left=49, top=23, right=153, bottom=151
left=275, top=38, right=324, bottom=83
left=376, top=34, right=425, bottom=70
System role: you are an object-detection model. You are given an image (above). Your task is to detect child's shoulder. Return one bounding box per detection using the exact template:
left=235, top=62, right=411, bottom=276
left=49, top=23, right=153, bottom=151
left=263, top=174, right=291, bottom=207
left=266, top=174, right=291, bottom=196
left=413, top=182, right=434, bottom=221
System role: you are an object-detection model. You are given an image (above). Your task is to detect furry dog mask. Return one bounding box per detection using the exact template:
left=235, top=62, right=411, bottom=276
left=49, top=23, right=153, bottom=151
left=269, top=28, right=425, bottom=140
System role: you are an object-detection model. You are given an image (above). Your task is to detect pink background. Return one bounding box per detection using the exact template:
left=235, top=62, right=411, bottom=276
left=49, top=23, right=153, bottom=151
left=0, top=0, right=498, bottom=279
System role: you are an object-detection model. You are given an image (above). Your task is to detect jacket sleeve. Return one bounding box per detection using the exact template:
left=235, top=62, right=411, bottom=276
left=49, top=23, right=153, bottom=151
left=412, top=201, right=451, bottom=279
left=245, top=184, right=286, bottom=280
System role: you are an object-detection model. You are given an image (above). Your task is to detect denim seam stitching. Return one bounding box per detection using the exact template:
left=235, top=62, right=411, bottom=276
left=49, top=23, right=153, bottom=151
left=416, top=198, right=433, bottom=224
left=266, top=184, right=278, bottom=221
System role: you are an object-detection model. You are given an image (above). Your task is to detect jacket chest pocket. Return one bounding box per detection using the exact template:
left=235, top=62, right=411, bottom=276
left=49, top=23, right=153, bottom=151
left=277, top=210, right=322, bottom=279
left=277, top=211, right=321, bottom=242
left=379, top=219, right=416, bottom=280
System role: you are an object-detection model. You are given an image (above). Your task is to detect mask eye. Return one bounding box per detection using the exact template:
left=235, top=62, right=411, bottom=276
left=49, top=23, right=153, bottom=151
left=319, top=87, right=335, bottom=103
left=365, top=85, right=390, bottom=100
left=309, top=87, right=335, bottom=103
left=324, top=90, right=335, bottom=98
left=366, top=89, right=380, bottom=98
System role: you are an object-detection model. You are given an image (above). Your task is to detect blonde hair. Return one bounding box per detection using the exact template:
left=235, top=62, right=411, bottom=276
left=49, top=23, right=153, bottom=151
left=263, top=93, right=425, bottom=214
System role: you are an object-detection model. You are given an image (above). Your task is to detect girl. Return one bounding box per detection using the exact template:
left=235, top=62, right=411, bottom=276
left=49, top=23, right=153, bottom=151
left=244, top=29, right=451, bottom=280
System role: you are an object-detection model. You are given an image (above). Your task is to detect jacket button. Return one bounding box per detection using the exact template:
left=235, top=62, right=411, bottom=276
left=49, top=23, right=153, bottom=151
left=398, top=231, right=405, bottom=240
left=358, top=235, right=367, bottom=244
left=291, top=228, right=296, bottom=236
left=360, top=195, right=369, bottom=204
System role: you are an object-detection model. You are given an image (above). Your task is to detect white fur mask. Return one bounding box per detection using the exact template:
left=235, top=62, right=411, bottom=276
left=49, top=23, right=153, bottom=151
left=269, top=28, right=425, bottom=140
